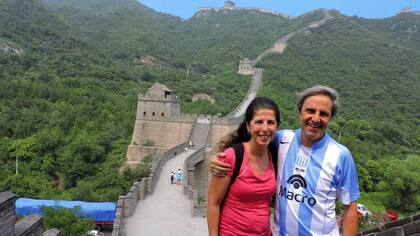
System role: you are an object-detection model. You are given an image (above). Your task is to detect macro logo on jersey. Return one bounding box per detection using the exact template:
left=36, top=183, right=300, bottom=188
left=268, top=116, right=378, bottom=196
left=279, top=175, right=317, bottom=207
left=287, top=174, right=307, bottom=189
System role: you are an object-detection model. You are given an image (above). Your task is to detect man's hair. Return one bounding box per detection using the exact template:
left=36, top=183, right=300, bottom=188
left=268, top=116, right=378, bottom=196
left=296, top=85, right=339, bottom=118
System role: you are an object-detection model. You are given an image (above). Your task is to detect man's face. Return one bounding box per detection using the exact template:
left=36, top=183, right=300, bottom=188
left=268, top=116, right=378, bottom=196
left=299, top=94, right=333, bottom=147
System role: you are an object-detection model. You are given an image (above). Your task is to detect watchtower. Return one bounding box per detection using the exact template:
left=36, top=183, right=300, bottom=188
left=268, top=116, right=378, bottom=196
left=127, top=83, right=193, bottom=166
left=137, top=83, right=180, bottom=120
left=224, top=1, right=235, bottom=10
left=238, top=58, right=254, bottom=75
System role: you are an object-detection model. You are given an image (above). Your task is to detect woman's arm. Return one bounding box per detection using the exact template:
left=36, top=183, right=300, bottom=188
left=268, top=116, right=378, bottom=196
left=207, top=174, right=231, bottom=236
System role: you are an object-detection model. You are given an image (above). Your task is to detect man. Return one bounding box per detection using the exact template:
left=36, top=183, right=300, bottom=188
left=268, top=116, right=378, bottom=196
left=210, top=85, right=360, bottom=235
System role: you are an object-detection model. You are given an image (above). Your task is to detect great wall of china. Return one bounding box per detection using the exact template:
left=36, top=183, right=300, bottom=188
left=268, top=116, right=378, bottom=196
left=1, top=3, right=419, bottom=236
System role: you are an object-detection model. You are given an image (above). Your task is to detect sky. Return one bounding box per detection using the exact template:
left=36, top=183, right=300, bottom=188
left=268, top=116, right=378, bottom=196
left=139, top=0, right=420, bottom=19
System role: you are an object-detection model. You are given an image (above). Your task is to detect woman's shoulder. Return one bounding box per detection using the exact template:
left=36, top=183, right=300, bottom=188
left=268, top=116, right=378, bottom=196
left=220, top=146, right=240, bottom=177
left=222, top=146, right=236, bottom=165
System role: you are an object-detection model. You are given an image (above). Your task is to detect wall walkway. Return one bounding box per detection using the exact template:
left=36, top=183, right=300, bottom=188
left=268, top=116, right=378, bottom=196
left=125, top=149, right=208, bottom=235
left=225, top=68, right=263, bottom=118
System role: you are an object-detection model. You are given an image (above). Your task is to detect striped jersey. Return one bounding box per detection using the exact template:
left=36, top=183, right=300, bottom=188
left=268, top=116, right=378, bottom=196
left=272, top=129, right=360, bottom=236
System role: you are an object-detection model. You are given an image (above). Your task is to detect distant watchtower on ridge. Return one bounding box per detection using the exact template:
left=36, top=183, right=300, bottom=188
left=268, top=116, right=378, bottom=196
left=224, top=1, right=235, bottom=10
left=238, top=58, right=254, bottom=75
left=137, top=83, right=180, bottom=120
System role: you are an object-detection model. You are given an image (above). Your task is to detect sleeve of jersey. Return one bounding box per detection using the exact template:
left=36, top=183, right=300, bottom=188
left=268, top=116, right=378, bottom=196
left=219, top=147, right=236, bottom=178
left=337, top=148, right=361, bottom=205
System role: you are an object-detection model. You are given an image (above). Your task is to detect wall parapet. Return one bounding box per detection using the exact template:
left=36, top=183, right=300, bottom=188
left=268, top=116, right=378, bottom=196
left=0, top=191, right=60, bottom=236
left=15, top=214, right=43, bottom=236
left=186, top=147, right=206, bottom=171
left=224, top=68, right=262, bottom=118
left=357, top=213, right=420, bottom=236
left=138, top=113, right=218, bottom=123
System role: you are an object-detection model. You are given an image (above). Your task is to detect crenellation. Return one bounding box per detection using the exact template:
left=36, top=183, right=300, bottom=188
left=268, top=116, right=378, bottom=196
left=0, top=192, right=61, bottom=236
left=15, top=214, right=43, bottom=236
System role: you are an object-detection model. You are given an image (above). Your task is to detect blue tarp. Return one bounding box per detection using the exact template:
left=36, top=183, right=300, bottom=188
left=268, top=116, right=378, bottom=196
left=16, top=198, right=116, bottom=222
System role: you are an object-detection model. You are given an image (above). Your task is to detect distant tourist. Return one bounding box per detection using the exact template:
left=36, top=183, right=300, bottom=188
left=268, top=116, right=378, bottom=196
left=210, top=86, right=361, bottom=235
left=170, top=172, right=175, bottom=185
left=176, top=169, right=182, bottom=185
left=207, top=97, right=280, bottom=236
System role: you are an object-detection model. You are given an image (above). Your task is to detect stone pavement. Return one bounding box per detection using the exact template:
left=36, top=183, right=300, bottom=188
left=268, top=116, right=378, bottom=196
left=125, top=149, right=208, bottom=236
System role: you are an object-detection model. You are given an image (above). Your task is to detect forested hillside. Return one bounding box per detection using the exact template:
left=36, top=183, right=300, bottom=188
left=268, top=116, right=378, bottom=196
left=0, top=0, right=419, bottom=216
left=259, top=11, right=420, bottom=213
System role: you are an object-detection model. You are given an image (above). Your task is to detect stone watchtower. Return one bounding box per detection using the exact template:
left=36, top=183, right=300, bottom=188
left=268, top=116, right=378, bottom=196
left=137, top=83, right=180, bottom=120
left=238, top=58, right=254, bottom=75
left=224, top=1, right=235, bottom=10
left=127, top=83, right=194, bottom=167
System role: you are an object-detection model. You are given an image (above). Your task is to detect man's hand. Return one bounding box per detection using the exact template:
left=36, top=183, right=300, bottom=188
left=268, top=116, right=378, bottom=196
left=209, top=152, right=230, bottom=176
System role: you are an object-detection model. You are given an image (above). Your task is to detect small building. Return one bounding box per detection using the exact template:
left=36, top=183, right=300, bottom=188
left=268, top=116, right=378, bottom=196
left=238, top=58, right=254, bottom=75
left=224, top=1, right=235, bottom=10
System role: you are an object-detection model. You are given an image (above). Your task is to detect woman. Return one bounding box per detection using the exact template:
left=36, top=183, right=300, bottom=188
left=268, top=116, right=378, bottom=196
left=207, top=97, right=280, bottom=236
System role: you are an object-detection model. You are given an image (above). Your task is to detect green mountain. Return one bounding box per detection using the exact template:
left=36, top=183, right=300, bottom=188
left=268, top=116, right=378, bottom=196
left=0, top=0, right=419, bottom=213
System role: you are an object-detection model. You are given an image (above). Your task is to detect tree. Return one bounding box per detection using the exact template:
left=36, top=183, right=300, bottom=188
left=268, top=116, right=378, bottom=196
left=9, top=136, right=38, bottom=175
left=378, top=155, right=420, bottom=212
left=42, top=206, right=95, bottom=236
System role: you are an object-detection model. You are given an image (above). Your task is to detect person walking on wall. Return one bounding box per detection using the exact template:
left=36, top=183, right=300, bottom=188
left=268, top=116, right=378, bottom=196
left=207, top=97, right=280, bottom=236
left=170, top=172, right=175, bottom=185
left=176, top=169, right=182, bottom=185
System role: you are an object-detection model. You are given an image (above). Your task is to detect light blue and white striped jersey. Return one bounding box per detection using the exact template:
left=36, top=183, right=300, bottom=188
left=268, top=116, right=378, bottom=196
left=272, top=129, right=360, bottom=236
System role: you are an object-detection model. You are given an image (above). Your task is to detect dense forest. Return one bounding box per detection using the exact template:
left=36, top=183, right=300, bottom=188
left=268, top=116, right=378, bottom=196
left=0, top=0, right=419, bottom=228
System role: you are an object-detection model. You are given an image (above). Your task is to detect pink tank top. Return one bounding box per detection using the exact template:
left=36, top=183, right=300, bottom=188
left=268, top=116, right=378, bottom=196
left=218, top=143, right=276, bottom=236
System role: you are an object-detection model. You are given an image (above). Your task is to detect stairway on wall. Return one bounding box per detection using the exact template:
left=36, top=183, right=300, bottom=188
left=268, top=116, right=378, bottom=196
left=191, top=119, right=212, bottom=149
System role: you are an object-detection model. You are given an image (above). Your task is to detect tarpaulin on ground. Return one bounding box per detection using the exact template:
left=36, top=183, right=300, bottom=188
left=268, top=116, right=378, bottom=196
left=16, top=198, right=116, bottom=222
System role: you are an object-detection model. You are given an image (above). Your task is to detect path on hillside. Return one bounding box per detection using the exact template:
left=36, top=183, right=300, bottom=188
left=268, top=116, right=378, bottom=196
left=125, top=149, right=208, bottom=236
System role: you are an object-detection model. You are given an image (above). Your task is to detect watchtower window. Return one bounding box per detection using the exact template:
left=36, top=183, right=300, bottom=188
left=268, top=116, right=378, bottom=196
left=143, top=112, right=146, bottom=116
left=152, top=112, right=155, bottom=116
left=164, top=91, right=171, bottom=98
left=161, top=113, right=164, bottom=117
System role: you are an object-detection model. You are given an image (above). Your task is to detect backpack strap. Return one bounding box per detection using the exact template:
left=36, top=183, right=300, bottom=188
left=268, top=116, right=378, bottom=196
left=268, top=142, right=278, bottom=176
left=230, top=142, right=244, bottom=186
left=221, top=143, right=244, bottom=209
left=268, top=142, right=278, bottom=207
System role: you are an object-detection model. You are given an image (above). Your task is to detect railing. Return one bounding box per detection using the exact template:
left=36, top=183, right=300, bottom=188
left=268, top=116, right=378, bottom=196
left=183, top=146, right=208, bottom=217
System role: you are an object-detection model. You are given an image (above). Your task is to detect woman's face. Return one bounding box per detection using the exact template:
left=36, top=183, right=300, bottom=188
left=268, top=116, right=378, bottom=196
left=247, top=108, right=278, bottom=147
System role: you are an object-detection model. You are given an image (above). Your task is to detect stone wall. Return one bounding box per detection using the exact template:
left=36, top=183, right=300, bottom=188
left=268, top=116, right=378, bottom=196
left=209, top=123, right=238, bottom=151
left=15, top=215, right=43, bottom=236
left=128, top=119, right=193, bottom=164
left=358, top=213, right=420, bottom=236
left=0, top=191, right=60, bottom=236
left=131, top=120, right=192, bottom=147
left=0, top=191, right=16, bottom=236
